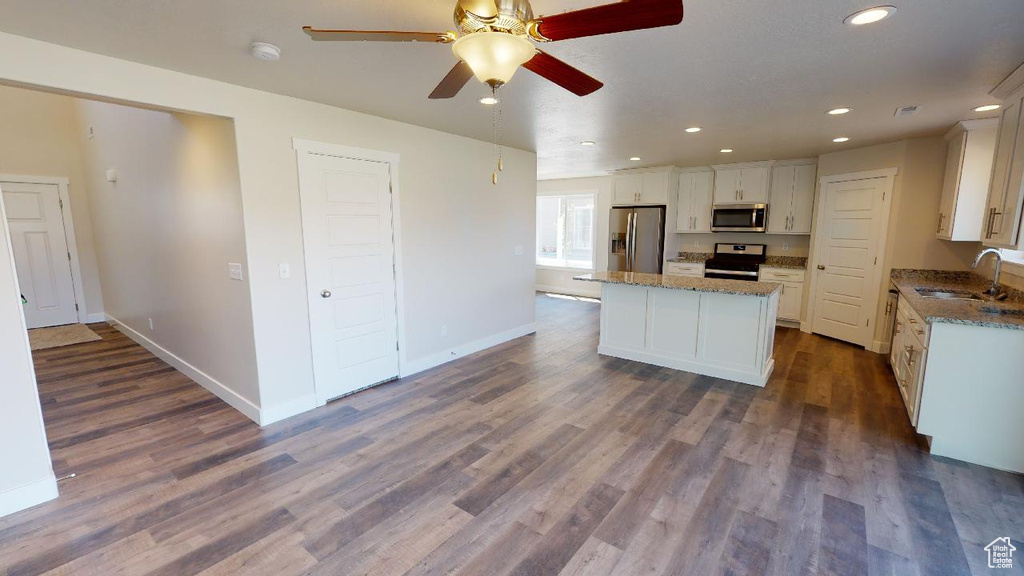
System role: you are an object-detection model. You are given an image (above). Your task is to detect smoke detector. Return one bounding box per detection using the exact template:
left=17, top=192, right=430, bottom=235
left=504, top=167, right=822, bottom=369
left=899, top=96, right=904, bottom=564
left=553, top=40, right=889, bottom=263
left=250, top=42, right=281, bottom=61
left=894, top=105, right=921, bottom=117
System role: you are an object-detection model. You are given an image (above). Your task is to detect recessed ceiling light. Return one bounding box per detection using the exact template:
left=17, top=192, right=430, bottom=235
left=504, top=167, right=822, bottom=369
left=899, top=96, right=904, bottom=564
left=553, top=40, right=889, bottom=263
left=479, top=96, right=499, bottom=105
left=973, top=104, right=1001, bottom=113
left=720, top=149, right=733, bottom=153
left=629, top=157, right=641, bottom=161
left=250, top=41, right=282, bottom=61
left=827, top=107, right=852, bottom=115
left=833, top=137, right=850, bottom=143
left=580, top=140, right=596, bottom=146
left=685, top=127, right=702, bottom=133
left=844, top=5, right=897, bottom=26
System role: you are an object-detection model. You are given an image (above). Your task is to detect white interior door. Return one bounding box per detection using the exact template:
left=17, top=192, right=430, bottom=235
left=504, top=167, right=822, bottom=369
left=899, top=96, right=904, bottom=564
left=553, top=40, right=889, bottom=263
left=810, top=177, right=887, bottom=346
left=1, top=182, right=78, bottom=329
left=297, top=152, right=399, bottom=403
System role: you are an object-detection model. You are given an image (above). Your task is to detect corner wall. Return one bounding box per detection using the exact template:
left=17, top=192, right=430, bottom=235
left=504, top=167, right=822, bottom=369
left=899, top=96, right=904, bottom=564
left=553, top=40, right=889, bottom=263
left=0, top=189, right=57, bottom=517
left=73, top=100, right=262, bottom=416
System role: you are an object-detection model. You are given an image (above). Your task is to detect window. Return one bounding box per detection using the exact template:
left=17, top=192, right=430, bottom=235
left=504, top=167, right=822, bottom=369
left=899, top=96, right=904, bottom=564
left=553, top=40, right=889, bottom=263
left=999, top=249, right=1024, bottom=268
left=536, top=193, right=596, bottom=269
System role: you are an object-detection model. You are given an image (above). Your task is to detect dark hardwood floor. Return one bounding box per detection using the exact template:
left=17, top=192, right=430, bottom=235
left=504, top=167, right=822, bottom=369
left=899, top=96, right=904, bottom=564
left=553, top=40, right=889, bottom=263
left=1, top=294, right=1021, bottom=575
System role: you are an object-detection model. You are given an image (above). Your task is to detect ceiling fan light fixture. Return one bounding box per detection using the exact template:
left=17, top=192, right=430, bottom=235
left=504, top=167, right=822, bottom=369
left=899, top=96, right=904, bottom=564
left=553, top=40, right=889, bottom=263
left=452, top=32, right=536, bottom=86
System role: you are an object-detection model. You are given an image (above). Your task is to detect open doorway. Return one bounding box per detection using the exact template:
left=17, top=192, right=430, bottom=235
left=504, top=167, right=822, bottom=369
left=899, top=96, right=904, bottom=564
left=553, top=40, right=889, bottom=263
left=0, top=83, right=261, bottom=494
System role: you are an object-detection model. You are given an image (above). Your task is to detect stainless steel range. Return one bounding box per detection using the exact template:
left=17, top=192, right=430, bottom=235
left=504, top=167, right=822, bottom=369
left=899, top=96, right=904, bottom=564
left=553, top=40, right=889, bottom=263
left=703, top=243, right=767, bottom=282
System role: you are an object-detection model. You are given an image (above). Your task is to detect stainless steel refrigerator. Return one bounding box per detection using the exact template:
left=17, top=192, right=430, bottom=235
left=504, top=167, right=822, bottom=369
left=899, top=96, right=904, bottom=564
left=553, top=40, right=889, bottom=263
left=609, top=206, right=665, bottom=273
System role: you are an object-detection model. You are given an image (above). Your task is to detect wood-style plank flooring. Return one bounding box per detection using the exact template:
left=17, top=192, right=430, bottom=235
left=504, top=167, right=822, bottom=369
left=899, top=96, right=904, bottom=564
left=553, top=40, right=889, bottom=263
left=2, top=294, right=1022, bottom=575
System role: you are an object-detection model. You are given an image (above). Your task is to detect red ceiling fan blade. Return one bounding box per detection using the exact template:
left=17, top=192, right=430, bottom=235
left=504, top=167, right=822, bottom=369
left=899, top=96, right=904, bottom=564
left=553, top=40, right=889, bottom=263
left=303, top=27, right=454, bottom=43
left=530, top=0, right=684, bottom=42
left=523, top=51, right=604, bottom=96
left=429, top=60, right=476, bottom=99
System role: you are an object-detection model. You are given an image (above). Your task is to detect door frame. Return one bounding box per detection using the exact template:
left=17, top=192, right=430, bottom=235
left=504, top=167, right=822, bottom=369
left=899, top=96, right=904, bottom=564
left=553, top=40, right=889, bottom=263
left=292, top=138, right=407, bottom=406
left=803, top=168, right=897, bottom=350
left=0, top=174, right=90, bottom=325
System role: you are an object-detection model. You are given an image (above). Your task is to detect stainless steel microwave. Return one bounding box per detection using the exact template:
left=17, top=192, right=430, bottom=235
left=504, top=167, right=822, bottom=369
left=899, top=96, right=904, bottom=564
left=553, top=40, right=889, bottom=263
left=711, top=204, right=767, bottom=233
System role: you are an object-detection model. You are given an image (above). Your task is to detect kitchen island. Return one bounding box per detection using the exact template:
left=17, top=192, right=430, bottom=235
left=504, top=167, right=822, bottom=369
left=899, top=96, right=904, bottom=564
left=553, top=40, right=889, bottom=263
left=574, top=271, right=781, bottom=386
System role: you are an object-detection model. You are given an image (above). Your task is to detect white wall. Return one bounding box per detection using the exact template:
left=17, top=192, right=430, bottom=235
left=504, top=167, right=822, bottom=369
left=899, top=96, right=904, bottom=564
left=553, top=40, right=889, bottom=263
left=0, top=32, right=537, bottom=430
left=73, top=100, right=263, bottom=411
left=0, top=189, right=57, bottom=516
left=536, top=176, right=612, bottom=298
left=0, top=86, right=103, bottom=317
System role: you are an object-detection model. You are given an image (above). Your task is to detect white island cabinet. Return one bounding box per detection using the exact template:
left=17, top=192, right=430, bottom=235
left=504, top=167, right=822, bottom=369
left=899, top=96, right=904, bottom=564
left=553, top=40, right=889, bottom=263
left=575, top=272, right=780, bottom=387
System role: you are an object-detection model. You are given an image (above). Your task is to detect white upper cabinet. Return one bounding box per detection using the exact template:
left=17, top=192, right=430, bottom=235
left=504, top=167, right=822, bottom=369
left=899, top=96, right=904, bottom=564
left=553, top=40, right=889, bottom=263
left=712, top=162, right=771, bottom=205
left=612, top=168, right=674, bottom=206
left=676, top=170, right=714, bottom=232
left=938, top=119, right=998, bottom=241
left=984, top=67, right=1024, bottom=249
left=767, top=162, right=816, bottom=234
left=613, top=174, right=643, bottom=205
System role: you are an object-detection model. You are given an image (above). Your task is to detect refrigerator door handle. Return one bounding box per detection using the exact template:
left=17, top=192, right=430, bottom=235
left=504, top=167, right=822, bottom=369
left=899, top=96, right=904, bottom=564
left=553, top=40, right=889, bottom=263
left=631, top=210, right=640, bottom=272
left=625, top=211, right=634, bottom=271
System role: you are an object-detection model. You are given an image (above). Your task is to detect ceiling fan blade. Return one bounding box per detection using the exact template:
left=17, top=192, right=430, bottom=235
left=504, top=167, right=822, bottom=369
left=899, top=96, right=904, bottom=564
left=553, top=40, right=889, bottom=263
left=522, top=51, right=603, bottom=96
left=303, top=27, right=454, bottom=43
left=530, top=0, right=684, bottom=42
left=429, top=61, right=475, bottom=99
left=458, top=0, right=499, bottom=19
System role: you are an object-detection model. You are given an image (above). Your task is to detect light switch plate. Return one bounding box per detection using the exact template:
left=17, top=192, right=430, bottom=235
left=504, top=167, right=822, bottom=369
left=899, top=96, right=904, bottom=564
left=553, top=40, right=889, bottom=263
left=105, top=169, right=117, bottom=183
left=228, top=263, right=244, bottom=281
left=514, top=245, right=524, bottom=257
left=279, top=263, right=290, bottom=279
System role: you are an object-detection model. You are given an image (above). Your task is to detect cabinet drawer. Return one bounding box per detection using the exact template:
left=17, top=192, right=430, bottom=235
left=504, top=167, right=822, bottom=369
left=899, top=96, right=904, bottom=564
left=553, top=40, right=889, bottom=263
left=664, top=262, right=704, bottom=277
left=759, top=267, right=806, bottom=283
left=897, top=295, right=929, bottom=345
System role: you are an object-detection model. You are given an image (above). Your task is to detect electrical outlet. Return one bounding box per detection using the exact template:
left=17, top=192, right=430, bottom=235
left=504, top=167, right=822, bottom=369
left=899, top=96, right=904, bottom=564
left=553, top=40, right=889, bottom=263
left=228, top=263, right=244, bottom=281
left=692, top=241, right=700, bottom=249
left=148, top=318, right=154, bottom=331
left=441, top=325, right=448, bottom=337
left=279, top=263, right=290, bottom=279
left=782, top=243, right=790, bottom=252
left=514, top=245, right=524, bottom=257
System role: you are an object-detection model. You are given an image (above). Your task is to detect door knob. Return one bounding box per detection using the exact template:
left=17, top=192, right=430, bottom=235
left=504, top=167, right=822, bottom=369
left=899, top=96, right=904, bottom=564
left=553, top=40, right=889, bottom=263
left=817, top=265, right=826, bottom=270
left=321, top=289, right=332, bottom=299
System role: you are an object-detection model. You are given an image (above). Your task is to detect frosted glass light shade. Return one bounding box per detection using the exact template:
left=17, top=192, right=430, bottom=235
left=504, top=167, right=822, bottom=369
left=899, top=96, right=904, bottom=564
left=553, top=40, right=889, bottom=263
left=452, top=32, right=536, bottom=86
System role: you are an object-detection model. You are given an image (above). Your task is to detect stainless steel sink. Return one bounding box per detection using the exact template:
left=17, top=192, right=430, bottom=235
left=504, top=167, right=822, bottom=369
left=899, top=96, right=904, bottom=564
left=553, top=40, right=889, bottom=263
left=914, top=288, right=982, bottom=300
left=979, top=306, right=1024, bottom=316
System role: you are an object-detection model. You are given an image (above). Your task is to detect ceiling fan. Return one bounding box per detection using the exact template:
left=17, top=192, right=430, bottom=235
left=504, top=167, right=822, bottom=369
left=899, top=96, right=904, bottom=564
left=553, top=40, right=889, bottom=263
left=303, top=0, right=685, bottom=99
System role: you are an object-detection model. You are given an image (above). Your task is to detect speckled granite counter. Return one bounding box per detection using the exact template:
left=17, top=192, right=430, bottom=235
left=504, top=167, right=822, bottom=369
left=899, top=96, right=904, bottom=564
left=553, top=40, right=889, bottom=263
left=890, top=269, right=1024, bottom=331
left=763, top=256, right=808, bottom=270
left=575, top=271, right=781, bottom=297
left=666, top=252, right=711, bottom=264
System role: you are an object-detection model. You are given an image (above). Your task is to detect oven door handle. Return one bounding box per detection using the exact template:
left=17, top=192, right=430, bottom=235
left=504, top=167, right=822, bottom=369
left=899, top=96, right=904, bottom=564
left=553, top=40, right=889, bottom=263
left=705, top=269, right=759, bottom=277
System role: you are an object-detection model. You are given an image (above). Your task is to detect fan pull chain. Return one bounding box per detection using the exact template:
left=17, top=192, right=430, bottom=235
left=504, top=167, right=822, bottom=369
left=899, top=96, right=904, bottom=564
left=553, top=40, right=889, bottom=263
left=491, top=85, right=504, bottom=186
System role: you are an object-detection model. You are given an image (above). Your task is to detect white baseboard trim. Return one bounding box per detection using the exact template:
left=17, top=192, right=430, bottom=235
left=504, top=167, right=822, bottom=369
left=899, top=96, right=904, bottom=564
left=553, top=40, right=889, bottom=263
left=260, top=393, right=318, bottom=427
left=535, top=284, right=601, bottom=298
left=598, top=345, right=773, bottom=388
left=0, top=475, right=58, bottom=519
left=107, top=314, right=263, bottom=426
left=84, top=312, right=107, bottom=324
left=401, top=322, right=537, bottom=378
left=870, top=339, right=890, bottom=355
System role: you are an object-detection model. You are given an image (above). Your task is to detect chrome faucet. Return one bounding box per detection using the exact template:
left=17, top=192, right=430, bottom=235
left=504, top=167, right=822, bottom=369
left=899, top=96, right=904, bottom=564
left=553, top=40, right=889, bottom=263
left=972, top=248, right=1005, bottom=297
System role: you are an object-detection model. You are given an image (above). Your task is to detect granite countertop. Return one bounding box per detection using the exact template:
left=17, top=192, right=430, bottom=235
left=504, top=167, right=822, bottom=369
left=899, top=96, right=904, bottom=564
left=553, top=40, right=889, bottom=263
left=666, top=253, right=808, bottom=270
left=890, top=269, right=1024, bottom=331
left=574, top=271, right=781, bottom=297
left=763, top=256, right=808, bottom=270
left=666, top=252, right=711, bottom=264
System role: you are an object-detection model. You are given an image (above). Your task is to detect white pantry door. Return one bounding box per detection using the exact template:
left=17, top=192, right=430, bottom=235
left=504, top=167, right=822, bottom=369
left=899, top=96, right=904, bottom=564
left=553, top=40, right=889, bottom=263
left=297, top=151, right=399, bottom=403
left=2, top=181, right=79, bottom=329
left=810, top=177, right=887, bottom=346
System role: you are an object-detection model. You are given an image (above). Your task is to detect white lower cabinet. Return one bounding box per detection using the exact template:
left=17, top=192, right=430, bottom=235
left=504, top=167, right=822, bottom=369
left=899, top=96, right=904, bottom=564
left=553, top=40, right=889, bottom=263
left=891, top=299, right=927, bottom=426
left=759, top=267, right=805, bottom=322
left=664, top=262, right=705, bottom=278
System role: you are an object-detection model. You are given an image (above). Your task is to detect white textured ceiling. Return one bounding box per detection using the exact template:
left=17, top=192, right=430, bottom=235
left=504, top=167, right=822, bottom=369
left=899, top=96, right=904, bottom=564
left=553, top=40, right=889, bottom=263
left=1, top=0, right=1022, bottom=179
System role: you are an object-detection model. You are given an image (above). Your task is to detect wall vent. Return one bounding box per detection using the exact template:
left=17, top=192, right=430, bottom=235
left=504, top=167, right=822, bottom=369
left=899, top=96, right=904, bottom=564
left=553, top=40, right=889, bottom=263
left=894, top=105, right=921, bottom=117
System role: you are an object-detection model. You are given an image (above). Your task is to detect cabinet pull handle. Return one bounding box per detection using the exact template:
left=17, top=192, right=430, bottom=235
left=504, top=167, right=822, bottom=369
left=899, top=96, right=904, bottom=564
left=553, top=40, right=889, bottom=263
left=986, top=207, right=1001, bottom=239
